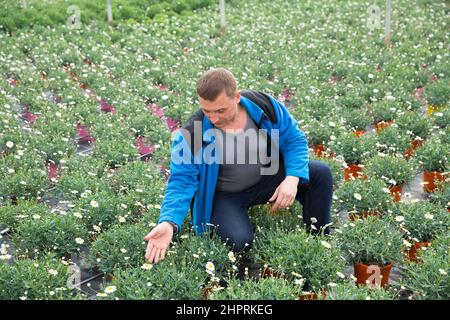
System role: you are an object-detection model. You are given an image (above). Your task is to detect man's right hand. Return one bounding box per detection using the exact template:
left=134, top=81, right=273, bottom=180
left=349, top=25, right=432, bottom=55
left=144, top=222, right=174, bottom=264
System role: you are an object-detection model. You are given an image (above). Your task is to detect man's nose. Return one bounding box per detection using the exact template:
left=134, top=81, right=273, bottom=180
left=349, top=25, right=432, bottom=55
left=210, top=116, right=219, bottom=124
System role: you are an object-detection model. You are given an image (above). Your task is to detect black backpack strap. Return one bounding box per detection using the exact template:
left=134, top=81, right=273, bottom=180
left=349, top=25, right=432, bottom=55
left=240, top=89, right=278, bottom=125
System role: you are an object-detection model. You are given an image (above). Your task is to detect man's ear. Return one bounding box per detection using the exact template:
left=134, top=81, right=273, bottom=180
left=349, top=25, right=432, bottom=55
left=235, top=90, right=241, bottom=103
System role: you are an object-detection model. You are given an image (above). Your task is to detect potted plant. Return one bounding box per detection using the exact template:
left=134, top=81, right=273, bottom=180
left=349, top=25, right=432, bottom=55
left=424, top=80, right=449, bottom=115
left=363, top=155, right=416, bottom=202
left=209, top=277, right=303, bottom=300
left=303, top=119, right=335, bottom=157
left=319, top=281, right=396, bottom=300
left=338, top=217, right=404, bottom=288
left=327, top=132, right=377, bottom=180
left=371, top=101, right=399, bottom=132
left=431, top=108, right=450, bottom=129
left=13, top=212, right=89, bottom=259
left=0, top=200, right=49, bottom=232
left=414, top=139, right=449, bottom=193
left=87, top=223, right=149, bottom=278
left=172, top=228, right=240, bottom=280
left=429, top=180, right=450, bottom=212
left=396, top=111, right=429, bottom=157
left=335, top=178, right=392, bottom=220
left=375, top=126, right=412, bottom=156
left=254, top=228, right=346, bottom=298
left=401, top=233, right=450, bottom=300
left=0, top=253, right=87, bottom=300
left=341, top=108, right=372, bottom=137
left=95, top=261, right=206, bottom=300
left=390, top=201, right=449, bottom=262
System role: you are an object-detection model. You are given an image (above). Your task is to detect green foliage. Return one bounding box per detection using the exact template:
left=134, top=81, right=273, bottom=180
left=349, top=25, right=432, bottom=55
left=363, top=155, right=416, bottom=186
left=414, top=138, right=449, bottom=172
left=390, top=201, right=449, bottom=242
left=328, top=132, right=377, bottom=165
left=335, top=178, right=392, bottom=216
left=321, top=281, right=396, bottom=300
left=402, top=233, right=450, bottom=300
left=13, top=213, right=89, bottom=259
left=209, top=277, right=303, bottom=300
left=254, top=229, right=346, bottom=292
left=87, top=223, right=148, bottom=275
left=0, top=253, right=86, bottom=300
left=338, top=217, right=404, bottom=266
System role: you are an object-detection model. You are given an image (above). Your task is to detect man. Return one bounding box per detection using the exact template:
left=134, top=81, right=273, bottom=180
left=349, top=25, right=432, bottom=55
left=144, top=68, right=333, bottom=264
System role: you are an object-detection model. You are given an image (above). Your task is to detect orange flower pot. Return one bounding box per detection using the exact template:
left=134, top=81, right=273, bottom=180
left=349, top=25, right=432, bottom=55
left=375, top=121, right=394, bottom=133
left=299, top=291, right=327, bottom=300
left=313, top=144, right=325, bottom=158
left=344, top=165, right=367, bottom=181
left=353, top=130, right=366, bottom=137
left=349, top=211, right=380, bottom=221
left=427, top=105, right=441, bottom=116
left=423, top=171, right=446, bottom=193
left=354, top=263, right=393, bottom=288
left=407, top=241, right=430, bottom=263
left=389, top=184, right=403, bottom=202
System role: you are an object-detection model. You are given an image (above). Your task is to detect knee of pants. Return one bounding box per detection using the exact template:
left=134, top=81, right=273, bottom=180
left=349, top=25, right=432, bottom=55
left=226, top=233, right=254, bottom=253
left=311, top=162, right=333, bottom=187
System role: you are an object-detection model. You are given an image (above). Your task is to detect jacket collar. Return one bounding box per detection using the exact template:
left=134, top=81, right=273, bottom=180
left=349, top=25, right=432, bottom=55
left=201, top=96, right=266, bottom=134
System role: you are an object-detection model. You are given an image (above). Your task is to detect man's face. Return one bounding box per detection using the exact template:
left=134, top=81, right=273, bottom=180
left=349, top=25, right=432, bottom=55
left=199, top=90, right=241, bottom=129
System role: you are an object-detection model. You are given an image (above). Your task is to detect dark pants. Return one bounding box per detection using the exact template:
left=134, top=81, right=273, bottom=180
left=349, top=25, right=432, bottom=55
left=210, top=159, right=333, bottom=253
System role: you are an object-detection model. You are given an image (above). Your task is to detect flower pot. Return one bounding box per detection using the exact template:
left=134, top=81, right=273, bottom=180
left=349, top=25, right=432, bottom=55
left=375, top=121, right=394, bottom=133
left=352, top=129, right=366, bottom=137
left=344, top=164, right=366, bottom=181
left=389, top=184, right=403, bottom=202
left=427, top=105, right=441, bottom=116
left=348, top=211, right=380, bottom=221
left=406, top=241, right=430, bottom=263
left=203, top=286, right=213, bottom=300
left=404, top=139, right=424, bottom=159
left=313, top=144, right=325, bottom=158
left=354, top=263, right=393, bottom=288
left=423, top=171, right=446, bottom=193
left=299, top=291, right=327, bottom=300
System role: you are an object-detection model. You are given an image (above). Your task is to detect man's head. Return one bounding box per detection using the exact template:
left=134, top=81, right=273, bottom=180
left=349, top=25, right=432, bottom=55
left=196, top=68, right=241, bottom=128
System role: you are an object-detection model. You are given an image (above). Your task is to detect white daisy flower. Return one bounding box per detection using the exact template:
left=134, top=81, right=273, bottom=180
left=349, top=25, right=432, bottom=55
left=424, top=213, right=434, bottom=220
left=395, top=216, right=405, bottom=222
left=206, top=261, right=215, bottom=275
left=104, top=286, right=117, bottom=294
left=75, top=238, right=84, bottom=245
left=6, top=141, right=14, bottom=148
left=353, top=193, right=362, bottom=201
left=90, top=200, right=99, bottom=208
left=321, top=241, right=331, bottom=249
left=48, top=269, right=58, bottom=276
left=141, top=263, right=153, bottom=270
left=228, top=251, right=236, bottom=263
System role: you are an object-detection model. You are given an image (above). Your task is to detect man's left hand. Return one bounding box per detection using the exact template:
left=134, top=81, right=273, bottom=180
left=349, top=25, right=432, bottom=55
left=269, top=176, right=299, bottom=212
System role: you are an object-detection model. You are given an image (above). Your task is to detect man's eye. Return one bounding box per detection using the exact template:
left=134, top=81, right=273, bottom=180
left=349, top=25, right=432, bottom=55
left=217, top=110, right=225, bottom=114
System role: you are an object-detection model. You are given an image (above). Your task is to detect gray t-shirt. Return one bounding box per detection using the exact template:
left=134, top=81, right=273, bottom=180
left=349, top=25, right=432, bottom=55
left=214, top=111, right=270, bottom=193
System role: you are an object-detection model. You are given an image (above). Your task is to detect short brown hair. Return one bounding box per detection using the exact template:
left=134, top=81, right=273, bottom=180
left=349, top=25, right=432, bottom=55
left=196, top=68, right=237, bottom=101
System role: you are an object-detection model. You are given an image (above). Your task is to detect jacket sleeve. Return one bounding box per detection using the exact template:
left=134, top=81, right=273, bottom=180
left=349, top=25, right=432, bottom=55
left=157, top=130, right=200, bottom=233
left=269, top=96, right=309, bottom=183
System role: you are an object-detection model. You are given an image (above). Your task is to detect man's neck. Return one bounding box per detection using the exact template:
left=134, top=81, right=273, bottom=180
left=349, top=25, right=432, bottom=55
left=220, top=104, right=248, bottom=132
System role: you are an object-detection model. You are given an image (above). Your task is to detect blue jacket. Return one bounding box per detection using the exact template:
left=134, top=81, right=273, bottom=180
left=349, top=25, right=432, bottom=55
left=157, top=90, right=309, bottom=235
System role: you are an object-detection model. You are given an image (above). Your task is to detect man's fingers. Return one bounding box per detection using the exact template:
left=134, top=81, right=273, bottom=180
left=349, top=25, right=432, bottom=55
left=148, top=246, right=157, bottom=264
left=269, top=187, right=279, bottom=203
left=144, top=228, right=158, bottom=241
left=145, top=241, right=154, bottom=260
left=160, top=248, right=166, bottom=261
left=154, top=248, right=161, bottom=264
